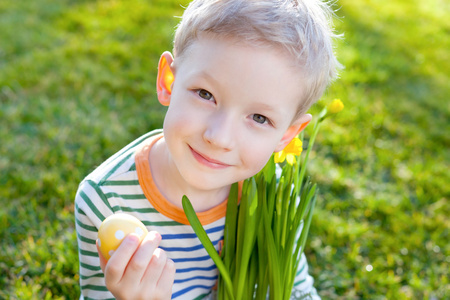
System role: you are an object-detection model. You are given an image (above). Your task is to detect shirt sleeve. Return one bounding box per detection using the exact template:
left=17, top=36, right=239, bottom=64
left=75, top=180, right=114, bottom=300
left=290, top=253, right=320, bottom=300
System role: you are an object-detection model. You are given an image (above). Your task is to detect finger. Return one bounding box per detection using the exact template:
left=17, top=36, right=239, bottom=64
left=104, top=233, right=140, bottom=286
left=120, top=231, right=162, bottom=287
left=142, top=249, right=175, bottom=299
left=141, top=247, right=169, bottom=289
left=96, top=239, right=107, bottom=273
left=156, top=258, right=176, bottom=299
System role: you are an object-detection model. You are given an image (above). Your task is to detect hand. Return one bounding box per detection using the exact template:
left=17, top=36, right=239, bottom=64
left=97, top=231, right=176, bottom=300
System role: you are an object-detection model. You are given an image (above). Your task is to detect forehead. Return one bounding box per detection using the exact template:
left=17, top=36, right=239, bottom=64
left=174, top=34, right=306, bottom=112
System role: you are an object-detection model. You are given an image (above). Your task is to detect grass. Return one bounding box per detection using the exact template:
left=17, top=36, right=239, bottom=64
left=0, top=0, right=448, bottom=298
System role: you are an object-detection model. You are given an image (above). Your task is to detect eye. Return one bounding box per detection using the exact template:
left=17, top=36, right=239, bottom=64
left=197, top=89, right=214, bottom=101
left=252, top=114, right=268, bottom=124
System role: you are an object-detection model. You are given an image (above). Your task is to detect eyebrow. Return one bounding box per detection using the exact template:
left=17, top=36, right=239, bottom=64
left=252, top=102, right=277, bottom=111
left=193, top=70, right=221, bottom=87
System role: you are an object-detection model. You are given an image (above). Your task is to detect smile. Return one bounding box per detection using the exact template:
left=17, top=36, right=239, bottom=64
left=189, top=146, right=231, bottom=169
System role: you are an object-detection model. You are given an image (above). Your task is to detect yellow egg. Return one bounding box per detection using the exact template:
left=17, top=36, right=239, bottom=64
left=98, top=213, right=148, bottom=260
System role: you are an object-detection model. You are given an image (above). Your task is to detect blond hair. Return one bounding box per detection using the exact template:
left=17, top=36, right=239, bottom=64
left=174, top=0, right=341, bottom=114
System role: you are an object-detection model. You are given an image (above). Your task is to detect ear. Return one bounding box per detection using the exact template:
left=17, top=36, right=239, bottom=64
left=157, top=51, right=175, bottom=106
left=274, top=114, right=312, bottom=152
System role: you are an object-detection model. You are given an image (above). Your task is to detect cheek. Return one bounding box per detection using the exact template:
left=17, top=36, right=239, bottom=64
left=163, top=99, right=198, bottom=132
left=163, top=107, right=183, bottom=132
left=241, top=141, right=277, bottom=173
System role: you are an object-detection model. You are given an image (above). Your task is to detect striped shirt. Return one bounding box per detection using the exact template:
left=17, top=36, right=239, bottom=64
left=75, top=129, right=320, bottom=299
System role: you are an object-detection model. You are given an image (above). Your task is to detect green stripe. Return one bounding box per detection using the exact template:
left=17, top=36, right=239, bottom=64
left=102, top=180, right=140, bottom=186
left=87, top=180, right=115, bottom=213
left=100, top=152, right=133, bottom=183
left=81, top=284, right=110, bottom=292
left=79, top=190, right=107, bottom=221
left=76, top=206, right=87, bottom=216
left=294, top=278, right=306, bottom=287
left=80, top=249, right=98, bottom=257
left=80, top=262, right=101, bottom=272
left=142, top=220, right=183, bottom=227
left=105, top=192, right=147, bottom=199
left=193, top=292, right=211, bottom=300
left=296, top=260, right=306, bottom=276
left=128, top=163, right=136, bottom=171
left=80, top=272, right=104, bottom=280
left=77, top=232, right=96, bottom=245
left=116, top=206, right=158, bottom=213
left=75, top=215, right=98, bottom=232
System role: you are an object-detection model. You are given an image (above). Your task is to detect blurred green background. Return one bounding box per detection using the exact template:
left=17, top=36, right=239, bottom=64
left=0, top=0, right=448, bottom=299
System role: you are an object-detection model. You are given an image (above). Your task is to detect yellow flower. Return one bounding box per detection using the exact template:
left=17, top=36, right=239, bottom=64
left=327, top=99, right=344, bottom=114
left=274, top=137, right=303, bottom=165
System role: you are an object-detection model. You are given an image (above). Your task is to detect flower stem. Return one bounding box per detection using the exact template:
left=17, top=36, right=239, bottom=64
left=298, top=119, right=322, bottom=188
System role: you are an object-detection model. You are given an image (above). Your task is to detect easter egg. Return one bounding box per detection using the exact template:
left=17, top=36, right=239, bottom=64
left=98, top=213, right=148, bottom=260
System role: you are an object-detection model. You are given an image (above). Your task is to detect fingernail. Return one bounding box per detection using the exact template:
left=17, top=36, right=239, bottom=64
left=125, top=233, right=140, bottom=244
left=148, top=231, right=161, bottom=241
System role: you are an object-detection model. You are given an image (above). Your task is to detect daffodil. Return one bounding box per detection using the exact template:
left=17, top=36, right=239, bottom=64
left=327, top=98, right=344, bottom=114
left=274, top=137, right=302, bottom=165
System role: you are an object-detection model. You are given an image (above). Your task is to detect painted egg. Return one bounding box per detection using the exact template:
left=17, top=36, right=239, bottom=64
left=98, top=213, right=148, bottom=260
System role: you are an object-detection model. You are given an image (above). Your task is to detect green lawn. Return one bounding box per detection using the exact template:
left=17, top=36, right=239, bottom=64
left=0, top=0, right=448, bottom=299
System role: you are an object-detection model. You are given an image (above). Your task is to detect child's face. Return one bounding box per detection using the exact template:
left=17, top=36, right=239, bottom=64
left=158, top=35, right=310, bottom=192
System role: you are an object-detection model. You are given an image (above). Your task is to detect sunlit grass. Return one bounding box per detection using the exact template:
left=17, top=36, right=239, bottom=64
left=0, top=0, right=448, bottom=298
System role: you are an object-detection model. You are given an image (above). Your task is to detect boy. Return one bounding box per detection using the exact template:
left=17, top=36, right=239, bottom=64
left=75, top=0, right=340, bottom=299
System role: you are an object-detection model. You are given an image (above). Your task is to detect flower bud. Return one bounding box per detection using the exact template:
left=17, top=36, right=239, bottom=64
left=327, top=99, right=344, bottom=114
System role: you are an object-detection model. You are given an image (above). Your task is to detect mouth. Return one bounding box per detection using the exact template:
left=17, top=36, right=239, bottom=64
left=189, top=146, right=231, bottom=169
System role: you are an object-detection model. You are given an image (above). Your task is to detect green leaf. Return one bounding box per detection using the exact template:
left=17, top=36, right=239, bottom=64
left=292, top=192, right=317, bottom=284
left=182, top=196, right=235, bottom=300
left=264, top=213, right=282, bottom=299
left=236, top=178, right=259, bottom=299
left=223, top=183, right=239, bottom=270
left=263, top=155, right=276, bottom=183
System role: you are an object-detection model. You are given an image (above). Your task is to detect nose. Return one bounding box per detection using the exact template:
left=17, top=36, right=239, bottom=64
left=203, top=112, right=235, bottom=151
